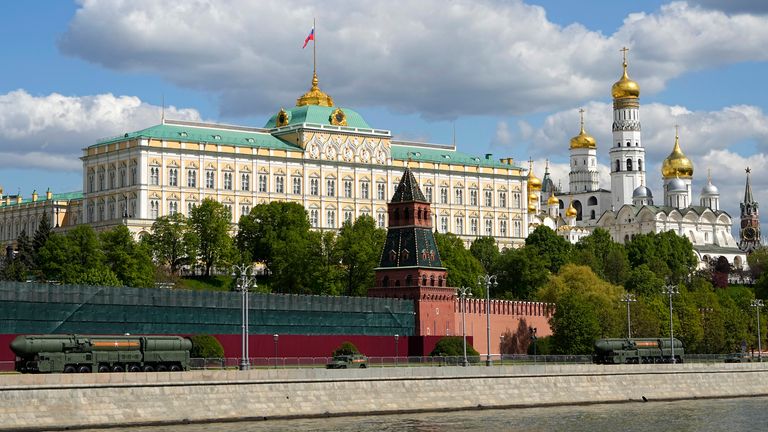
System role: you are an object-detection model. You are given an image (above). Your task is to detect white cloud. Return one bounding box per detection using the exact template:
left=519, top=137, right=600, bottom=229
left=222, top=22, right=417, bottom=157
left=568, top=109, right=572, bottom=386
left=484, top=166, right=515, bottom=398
left=492, top=121, right=513, bottom=147
left=58, top=1, right=768, bottom=118
left=0, top=90, right=202, bottom=170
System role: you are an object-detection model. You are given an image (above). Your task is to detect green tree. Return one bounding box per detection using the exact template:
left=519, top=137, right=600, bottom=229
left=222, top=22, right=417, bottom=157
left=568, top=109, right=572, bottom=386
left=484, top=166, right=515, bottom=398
left=31, top=216, right=52, bottom=273
left=429, top=336, right=479, bottom=358
left=189, top=198, right=233, bottom=276
left=469, top=236, right=500, bottom=274
left=336, top=216, right=386, bottom=296
left=189, top=335, right=224, bottom=358
left=147, top=213, right=199, bottom=275
left=525, top=226, right=571, bottom=273
left=100, top=225, right=155, bottom=287
left=495, top=246, right=549, bottom=299
left=434, top=232, right=485, bottom=295
left=305, top=230, right=344, bottom=295
left=625, top=264, right=664, bottom=297
left=747, top=246, right=768, bottom=280
left=332, top=341, right=360, bottom=356
left=625, top=231, right=696, bottom=283
left=549, top=291, right=602, bottom=355
left=236, top=201, right=310, bottom=268
left=572, top=228, right=629, bottom=284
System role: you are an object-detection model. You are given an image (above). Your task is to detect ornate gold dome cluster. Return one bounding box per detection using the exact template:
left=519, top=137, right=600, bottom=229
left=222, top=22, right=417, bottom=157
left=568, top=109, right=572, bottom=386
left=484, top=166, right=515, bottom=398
left=661, top=129, right=694, bottom=179
left=527, top=160, right=542, bottom=213
left=296, top=72, right=334, bottom=107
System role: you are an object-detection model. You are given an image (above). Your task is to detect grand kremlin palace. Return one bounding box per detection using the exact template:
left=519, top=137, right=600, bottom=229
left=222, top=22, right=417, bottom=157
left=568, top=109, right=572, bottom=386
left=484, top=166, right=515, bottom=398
left=0, top=72, right=529, bottom=250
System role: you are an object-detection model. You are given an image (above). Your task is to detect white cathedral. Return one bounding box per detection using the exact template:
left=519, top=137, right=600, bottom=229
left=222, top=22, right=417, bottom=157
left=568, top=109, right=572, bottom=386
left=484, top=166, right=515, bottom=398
left=527, top=50, right=752, bottom=271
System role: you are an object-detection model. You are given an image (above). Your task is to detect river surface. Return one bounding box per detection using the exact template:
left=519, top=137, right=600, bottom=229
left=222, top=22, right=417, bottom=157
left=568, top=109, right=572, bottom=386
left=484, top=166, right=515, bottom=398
left=75, top=396, right=768, bottom=432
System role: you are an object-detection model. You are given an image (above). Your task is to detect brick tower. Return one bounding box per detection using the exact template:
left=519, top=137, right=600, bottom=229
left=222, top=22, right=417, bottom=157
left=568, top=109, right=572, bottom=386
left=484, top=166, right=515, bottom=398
left=739, top=167, right=760, bottom=252
left=368, top=167, right=456, bottom=337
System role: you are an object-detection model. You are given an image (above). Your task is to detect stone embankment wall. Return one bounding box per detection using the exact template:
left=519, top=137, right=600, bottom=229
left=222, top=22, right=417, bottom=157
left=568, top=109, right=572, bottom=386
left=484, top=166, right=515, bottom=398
left=2, top=363, right=768, bottom=431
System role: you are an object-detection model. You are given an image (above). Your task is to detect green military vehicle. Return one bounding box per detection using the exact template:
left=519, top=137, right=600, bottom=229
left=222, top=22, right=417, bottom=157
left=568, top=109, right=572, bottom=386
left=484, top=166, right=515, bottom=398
left=326, top=354, right=368, bottom=369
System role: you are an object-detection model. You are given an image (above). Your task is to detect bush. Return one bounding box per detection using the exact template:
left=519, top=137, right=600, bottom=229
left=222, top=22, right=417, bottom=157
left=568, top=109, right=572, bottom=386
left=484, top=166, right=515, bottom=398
left=332, top=341, right=360, bottom=356
left=429, top=336, right=479, bottom=358
left=190, top=334, right=224, bottom=358
left=527, top=335, right=552, bottom=355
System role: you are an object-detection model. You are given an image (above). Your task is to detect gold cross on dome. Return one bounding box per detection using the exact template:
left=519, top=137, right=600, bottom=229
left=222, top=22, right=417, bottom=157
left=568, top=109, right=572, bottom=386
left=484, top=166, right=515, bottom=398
left=620, top=46, right=629, bottom=63
left=578, top=108, right=585, bottom=127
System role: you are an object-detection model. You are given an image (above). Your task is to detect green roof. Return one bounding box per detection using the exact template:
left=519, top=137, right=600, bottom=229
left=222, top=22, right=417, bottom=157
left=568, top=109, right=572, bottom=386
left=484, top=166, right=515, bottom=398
left=94, top=123, right=297, bottom=151
left=264, top=105, right=371, bottom=129
left=391, top=145, right=522, bottom=170
left=1, top=191, right=83, bottom=207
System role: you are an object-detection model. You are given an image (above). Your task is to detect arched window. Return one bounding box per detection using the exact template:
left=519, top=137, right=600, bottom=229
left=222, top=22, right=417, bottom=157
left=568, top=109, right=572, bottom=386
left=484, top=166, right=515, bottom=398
left=626, top=158, right=633, bottom=171
left=590, top=210, right=596, bottom=219
left=588, top=196, right=597, bottom=206
left=393, top=208, right=399, bottom=221
left=404, top=207, right=410, bottom=220
left=573, top=200, right=583, bottom=221
left=638, top=159, right=643, bottom=171
left=405, top=275, right=413, bottom=286
left=626, top=141, right=631, bottom=147
left=615, top=160, right=621, bottom=172
left=430, top=276, right=435, bottom=286
left=395, top=280, right=400, bottom=287
left=382, top=276, right=389, bottom=287
left=422, top=275, right=427, bottom=286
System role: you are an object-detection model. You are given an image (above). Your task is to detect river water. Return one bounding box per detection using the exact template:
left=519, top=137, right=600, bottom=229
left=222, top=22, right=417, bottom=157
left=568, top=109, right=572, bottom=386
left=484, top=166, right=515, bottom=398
left=76, top=396, right=768, bottom=432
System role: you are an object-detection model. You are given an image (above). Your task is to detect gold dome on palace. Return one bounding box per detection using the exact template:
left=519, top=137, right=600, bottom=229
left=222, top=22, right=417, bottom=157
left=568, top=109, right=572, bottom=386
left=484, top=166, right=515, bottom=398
left=661, top=133, right=694, bottom=179
left=611, top=62, right=640, bottom=99
left=569, top=124, right=597, bottom=150
left=296, top=72, right=335, bottom=107
left=565, top=202, right=578, bottom=218
left=527, top=163, right=542, bottom=191
left=547, top=192, right=559, bottom=206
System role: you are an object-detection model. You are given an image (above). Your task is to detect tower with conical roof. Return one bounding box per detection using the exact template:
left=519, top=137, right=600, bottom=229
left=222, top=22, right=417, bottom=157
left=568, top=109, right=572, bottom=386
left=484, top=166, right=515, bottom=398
left=609, top=47, right=646, bottom=207
left=569, top=108, right=599, bottom=193
left=369, top=167, right=456, bottom=337
left=739, top=167, right=760, bottom=252
left=662, top=127, right=693, bottom=208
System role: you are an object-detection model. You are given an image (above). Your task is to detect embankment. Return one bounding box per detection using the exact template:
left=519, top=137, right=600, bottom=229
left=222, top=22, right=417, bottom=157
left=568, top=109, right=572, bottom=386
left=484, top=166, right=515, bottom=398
left=1, top=363, right=767, bottom=431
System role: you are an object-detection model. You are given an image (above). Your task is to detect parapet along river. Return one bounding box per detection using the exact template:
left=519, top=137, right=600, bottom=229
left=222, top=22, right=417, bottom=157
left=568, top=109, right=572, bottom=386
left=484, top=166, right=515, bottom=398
left=75, top=396, right=768, bottom=432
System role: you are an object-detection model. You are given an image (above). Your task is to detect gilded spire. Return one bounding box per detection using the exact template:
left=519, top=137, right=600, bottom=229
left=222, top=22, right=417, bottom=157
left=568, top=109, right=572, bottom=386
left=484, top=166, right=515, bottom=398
left=296, top=72, right=334, bottom=107
left=527, top=159, right=542, bottom=191
left=744, top=167, right=755, bottom=204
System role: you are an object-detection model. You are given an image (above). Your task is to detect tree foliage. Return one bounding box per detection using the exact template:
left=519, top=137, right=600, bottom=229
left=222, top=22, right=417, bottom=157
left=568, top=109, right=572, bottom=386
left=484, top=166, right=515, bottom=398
left=100, top=225, right=155, bottom=288
left=147, top=213, right=199, bottom=275
left=332, top=341, right=360, bottom=356
left=429, top=336, right=479, bottom=358
left=189, top=198, right=233, bottom=276
left=189, top=334, right=224, bottom=358
left=495, top=246, right=549, bottom=300
left=434, top=232, right=485, bottom=295
left=469, top=236, right=500, bottom=274
left=572, top=228, right=629, bottom=284
left=525, top=226, right=572, bottom=273
left=336, top=216, right=386, bottom=296
left=625, top=231, right=697, bottom=283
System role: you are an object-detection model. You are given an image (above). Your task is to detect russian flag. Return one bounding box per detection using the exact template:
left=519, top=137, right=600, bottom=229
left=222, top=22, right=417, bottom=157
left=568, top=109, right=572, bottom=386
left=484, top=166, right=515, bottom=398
left=302, top=27, right=315, bottom=49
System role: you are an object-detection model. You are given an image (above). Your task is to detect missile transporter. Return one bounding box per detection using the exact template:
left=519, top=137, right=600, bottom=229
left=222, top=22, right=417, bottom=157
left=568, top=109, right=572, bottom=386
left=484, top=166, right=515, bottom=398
left=11, top=334, right=192, bottom=373
left=593, top=338, right=684, bottom=364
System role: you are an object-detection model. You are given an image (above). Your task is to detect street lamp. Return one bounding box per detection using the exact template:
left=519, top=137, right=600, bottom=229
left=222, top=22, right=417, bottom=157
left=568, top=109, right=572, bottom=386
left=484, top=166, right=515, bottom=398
left=394, top=334, right=399, bottom=366
left=478, top=275, right=498, bottom=366
left=232, top=264, right=256, bottom=370
left=751, top=299, right=764, bottom=362
left=621, top=293, right=637, bottom=339
left=457, top=286, right=473, bottom=367
left=662, top=284, right=679, bottom=364
left=273, top=334, right=279, bottom=368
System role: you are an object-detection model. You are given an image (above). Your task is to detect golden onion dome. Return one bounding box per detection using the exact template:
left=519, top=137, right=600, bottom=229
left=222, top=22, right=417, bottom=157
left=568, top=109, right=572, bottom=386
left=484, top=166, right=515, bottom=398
left=528, top=192, right=538, bottom=202
left=611, top=56, right=640, bottom=99
left=569, top=111, right=597, bottom=150
left=565, top=201, right=578, bottom=218
left=528, top=202, right=537, bottom=213
left=296, top=72, right=335, bottom=107
left=547, top=193, right=559, bottom=206
left=527, top=161, right=542, bottom=191
left=661, top=130, right=693, bottom=179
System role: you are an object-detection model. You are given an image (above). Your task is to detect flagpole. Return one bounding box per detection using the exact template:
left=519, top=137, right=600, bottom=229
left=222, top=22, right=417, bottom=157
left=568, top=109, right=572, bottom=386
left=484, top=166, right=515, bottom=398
left=313, top=18, right=316, bottom=76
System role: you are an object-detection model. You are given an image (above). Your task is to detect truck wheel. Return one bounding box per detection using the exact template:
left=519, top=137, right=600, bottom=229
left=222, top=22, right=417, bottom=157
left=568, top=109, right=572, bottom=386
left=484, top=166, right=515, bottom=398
left=129, top=365, right=141, bottom=372
left=143, top=365, right=154, bottom=372
left=112, top=365, right=124, bottom=372
left=156, top=365, right=168, bottom=372
left=78, top=365, right=91, bottom=373
left=169, top=364, right=182, bottom=372
left=63, top=365, right=76, bottom=373
left=98, top=365, right=110, bottom=373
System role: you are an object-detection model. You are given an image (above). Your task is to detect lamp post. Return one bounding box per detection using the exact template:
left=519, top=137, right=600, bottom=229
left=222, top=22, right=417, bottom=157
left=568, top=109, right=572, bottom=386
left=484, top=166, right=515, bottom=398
left=662, top=285, right=679, bottom=363
left=394, top=334, right=399, bottom=366
left=457, top=286, right=473, bottom=367
left=478, top=275, right=498, bottom=366
left=232, top=264, right=256, bottom=370
left=273, top=334, right=279, bottom=368
left=752, top=299, right=764, bottom=362
left=621, top=293, right=637, bottom=339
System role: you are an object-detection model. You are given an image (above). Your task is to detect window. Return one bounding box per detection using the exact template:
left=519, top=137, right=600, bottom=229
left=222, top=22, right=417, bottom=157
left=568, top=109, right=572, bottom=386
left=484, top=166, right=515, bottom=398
left=377, top=183, right=386, bottom=200
left=169, top=168, right=178, bottom=186
left=168, top=201, right=178, bottom=216
left=344, top=180, right=353, bottom=198
left=98, top=202, right=104, bottom=220
left=293, top=177, right=302, bottom=194
left=149, top=167, right=159, bottom=186
left=258, top=174, right=267, bottom=192
left=440, top=216, right=448, bottom=233
left=109, top=170, right=116, bottom=189
left=377, top=213, right=386, bottom=228
left=361, top=181, right=370, bottom=199
left=150, top=200, right=159, bottom=218
left=88, top=172, right=94, bottom=193
left=588, top=196, right=597, bottom=206
left=615, top=160, right=621, bottom=172
left=187, top=170, right=197, bottom=187
left=485, top=219, right=493, bottom=236
left=326, top=209, right=336, bottom=228
left=425, top=186, right=433, bottom=202
left=310, top=209, right=319, bottom=227
left=275, top=175, right=285, bottom=193
left=513, top=220, right=521, bottom=237
left=108, top=200, right=115, bottom=219
left=241, top=205, right=251, bottom=217
left=224, top=204, right=233, bottom=222
left=130, top=165, right=137, bottom=185
left=223, top=172, right=232, bottom=190
left=499, top=192, right=507, bottom=208
left=326, top=179, right=336, bottom=197
left=470, top=218, right=478, bottom=235
left=484, top=190, right=492, bottom=207
left=440, top=187, right=448, bottom=204
left=119, top=166, right=126, bottom=187
left=470, top=189, right=478, bottom=206
left=187, top=202, right=195, bottom=215
left=500, top=220, right=508, bottom=237
left=638, top=159, right=643, bottom=171
left=590, top=210, right=596, bottom=219
left=626, top=158, right=633, bottom=171
left=344, top=210, right=353, bottom=223
left=455, top=217, right=464, bottom=235
left=455, top=188, right=463, bottom=205
left=241, top=173, right=250, bottom=191
left=310, top=178, right=319, bottom=196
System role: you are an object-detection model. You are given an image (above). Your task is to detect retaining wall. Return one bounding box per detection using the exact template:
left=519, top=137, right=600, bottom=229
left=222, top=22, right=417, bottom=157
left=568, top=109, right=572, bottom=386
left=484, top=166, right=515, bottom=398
left=2, top=363, right=768, bottom=431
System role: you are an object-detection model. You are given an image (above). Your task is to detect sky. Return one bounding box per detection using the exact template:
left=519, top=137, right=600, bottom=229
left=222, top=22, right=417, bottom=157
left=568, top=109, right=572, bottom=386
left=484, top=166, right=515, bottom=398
left=1, top=0, right=767, bottom=234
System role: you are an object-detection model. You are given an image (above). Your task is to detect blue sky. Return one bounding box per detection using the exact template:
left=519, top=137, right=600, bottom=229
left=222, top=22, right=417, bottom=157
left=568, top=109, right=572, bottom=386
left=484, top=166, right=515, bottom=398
left=1, top=0, right=767, bottom=231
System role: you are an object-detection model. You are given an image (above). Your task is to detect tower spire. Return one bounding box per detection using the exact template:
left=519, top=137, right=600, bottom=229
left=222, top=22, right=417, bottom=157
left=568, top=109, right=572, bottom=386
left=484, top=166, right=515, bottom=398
left=744, top=167, right=755, bottom=204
